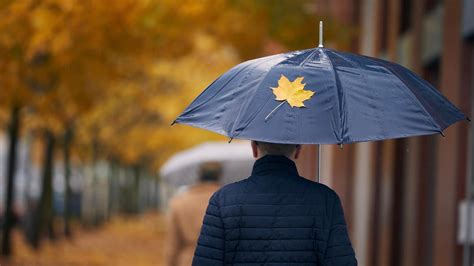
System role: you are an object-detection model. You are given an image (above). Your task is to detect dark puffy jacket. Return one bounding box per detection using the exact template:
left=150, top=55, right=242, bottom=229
left=192, top=155, right=357, bottom=266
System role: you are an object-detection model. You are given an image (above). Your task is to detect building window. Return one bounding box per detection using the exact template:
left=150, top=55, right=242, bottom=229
left=414, top=60, right=441, bottom=266
left=463, top=39, right=474, bottom=266
left=425, top=0, right=442, bottom=14
left=380, top=0, right=389, bottom=51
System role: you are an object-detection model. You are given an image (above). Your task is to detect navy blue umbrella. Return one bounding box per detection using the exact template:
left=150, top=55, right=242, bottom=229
left=173, top=24, right=468, bottom=145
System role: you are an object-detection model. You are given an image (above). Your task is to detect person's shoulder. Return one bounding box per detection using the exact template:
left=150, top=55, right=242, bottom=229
left=169, top=192, right=186, bottom=209
left=297, top=176, right=341, bottom=200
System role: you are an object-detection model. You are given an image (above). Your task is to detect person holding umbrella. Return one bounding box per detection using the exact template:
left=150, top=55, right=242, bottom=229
left=172, top=23, right=468, bottom=265
left=191, top=140, right=357, bottom=265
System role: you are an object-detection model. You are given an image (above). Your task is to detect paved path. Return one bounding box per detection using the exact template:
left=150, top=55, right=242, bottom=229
left=2, top=212, right=166, bottom=266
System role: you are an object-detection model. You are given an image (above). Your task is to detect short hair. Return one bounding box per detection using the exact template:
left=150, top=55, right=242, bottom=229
left=199, top=162, right=222, bottom=182
left=255, top=141, right=299, bottom=157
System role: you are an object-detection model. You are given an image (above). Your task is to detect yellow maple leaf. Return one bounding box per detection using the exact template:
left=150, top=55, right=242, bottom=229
left=271, top=75, right=315, bottom=107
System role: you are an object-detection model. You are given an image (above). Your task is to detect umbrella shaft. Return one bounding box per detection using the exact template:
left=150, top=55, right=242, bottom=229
left=317, top=144, right=322, bottom=182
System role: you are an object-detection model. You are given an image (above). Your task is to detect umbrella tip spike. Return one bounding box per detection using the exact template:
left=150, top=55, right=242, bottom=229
left=439, top=131, right=446, bottom=137
left=339, top=143, right=343, bottom=149
left=318, top=21, right=324, bottom=48
left=228, top=137, right=234, bottom=143
left=170, top=120, right=176, bottom=126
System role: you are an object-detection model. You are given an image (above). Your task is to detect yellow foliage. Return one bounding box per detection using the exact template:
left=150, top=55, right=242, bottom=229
left=0, top=0, right=354, bottom=171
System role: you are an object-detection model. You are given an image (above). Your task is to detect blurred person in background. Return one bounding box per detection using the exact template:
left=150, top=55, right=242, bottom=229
left=165, top=162, right=222, bottom=266
left=192, top=141, right=357, bottom=265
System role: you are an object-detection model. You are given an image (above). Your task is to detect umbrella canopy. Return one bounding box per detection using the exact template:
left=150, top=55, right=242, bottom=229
left=174, top=47, right=468, bottom=144
left=160, top=141, right=254, bottom=187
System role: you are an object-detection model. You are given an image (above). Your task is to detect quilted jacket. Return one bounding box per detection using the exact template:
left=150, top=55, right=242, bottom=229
left=192, top=155, right=357, bottom=265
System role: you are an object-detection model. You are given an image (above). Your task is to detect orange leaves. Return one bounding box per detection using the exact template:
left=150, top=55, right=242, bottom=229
left=271, top=75, right=315, bottom=108
left=10, top=213, right=166, bottom=265
left=0, top=0, right=335, bottom=171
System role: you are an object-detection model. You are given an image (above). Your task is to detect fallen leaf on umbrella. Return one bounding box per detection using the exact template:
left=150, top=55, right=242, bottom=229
left=271, top=75, right=315, bottom=107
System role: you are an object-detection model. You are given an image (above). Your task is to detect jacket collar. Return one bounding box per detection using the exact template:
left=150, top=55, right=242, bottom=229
left=251, top=155, right=299, bottom=177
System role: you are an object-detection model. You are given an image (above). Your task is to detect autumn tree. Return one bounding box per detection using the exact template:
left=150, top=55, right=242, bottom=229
left=0, top=0, right=41, bottom=255
left=0, top=0, right=163, bottom=253
left=0, top=0, right=354, bottom=256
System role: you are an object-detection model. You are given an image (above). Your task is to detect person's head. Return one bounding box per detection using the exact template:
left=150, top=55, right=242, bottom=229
left=251, top=140, right=301, bottom=160
left=199, top=161, right=223, bottom=183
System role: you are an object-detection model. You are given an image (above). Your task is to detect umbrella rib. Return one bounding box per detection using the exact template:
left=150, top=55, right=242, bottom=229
left=176, top=62, right=253, bottom=122
left=324, top=49, right=346, bottom=144
left=369, top=58, right=443, bottom=133
left=299, top=49, right=318, bottom=67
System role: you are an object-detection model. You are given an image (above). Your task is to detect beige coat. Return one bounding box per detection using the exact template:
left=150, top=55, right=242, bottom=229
left=165, top=183, right=220, bottom=266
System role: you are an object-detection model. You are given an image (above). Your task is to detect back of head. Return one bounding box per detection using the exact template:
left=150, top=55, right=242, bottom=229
left=255, top=141, right=299, bottom=158
left=199, top=161, right=223, bottom=183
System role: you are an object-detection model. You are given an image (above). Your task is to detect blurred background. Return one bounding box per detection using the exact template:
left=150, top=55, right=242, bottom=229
left=0, top=0, right=472, bottom=265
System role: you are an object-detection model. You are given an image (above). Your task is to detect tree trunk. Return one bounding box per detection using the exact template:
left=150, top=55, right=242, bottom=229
left=21, top=134, right=38, bottom=248
left=107, top=160, right=118, bottom=220
left=133, top=166, right=141, bottom=214
left=91, top=139, right=101, bottom=226
left=63, top=127, right=73, bottom=237
left=1, top=105, right=21, bottom=256
left=31, top=131, right=56, bottom=248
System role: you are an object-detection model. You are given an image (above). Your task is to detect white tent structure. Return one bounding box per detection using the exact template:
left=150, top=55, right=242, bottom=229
left=160, top=141, right=254, bottom=187
left=159, top=141, right=254, bottom=207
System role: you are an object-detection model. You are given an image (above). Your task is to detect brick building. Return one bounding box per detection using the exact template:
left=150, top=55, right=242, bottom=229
left=297, top=0, right=474, bottom=265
